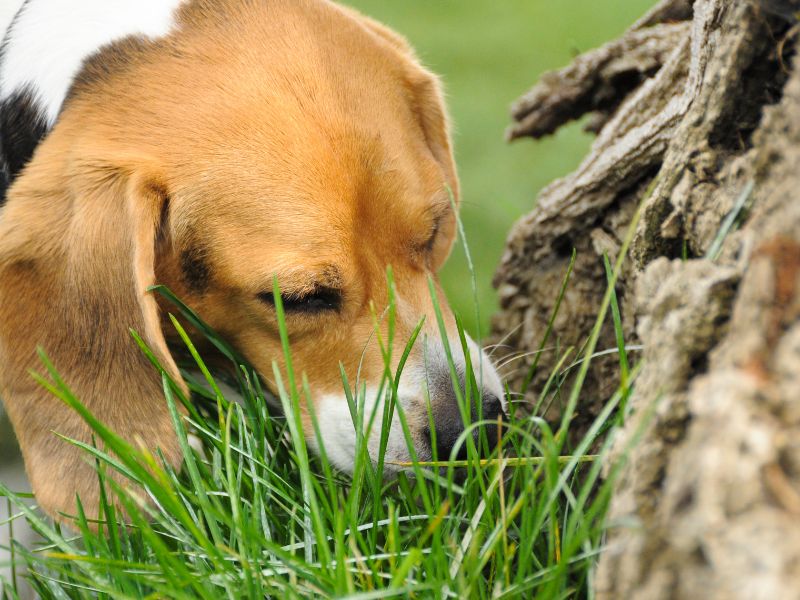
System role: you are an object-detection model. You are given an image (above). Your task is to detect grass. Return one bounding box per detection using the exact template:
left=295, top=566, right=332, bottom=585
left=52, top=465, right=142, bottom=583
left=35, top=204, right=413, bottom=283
left=0, top=206, right=645, bottom=598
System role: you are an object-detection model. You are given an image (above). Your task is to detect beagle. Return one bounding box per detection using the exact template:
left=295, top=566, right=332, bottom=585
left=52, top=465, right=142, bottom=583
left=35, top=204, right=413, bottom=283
left=0, top=0, right=505, bottom=521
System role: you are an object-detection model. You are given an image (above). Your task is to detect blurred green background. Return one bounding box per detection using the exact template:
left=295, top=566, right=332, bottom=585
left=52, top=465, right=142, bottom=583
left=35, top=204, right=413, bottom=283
left=346, top=0, right=655, bottom=338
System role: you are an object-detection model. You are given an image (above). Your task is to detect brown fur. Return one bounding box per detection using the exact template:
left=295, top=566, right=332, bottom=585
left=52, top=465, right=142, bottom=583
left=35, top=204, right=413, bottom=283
left=0, top=0, right=463, bottom=521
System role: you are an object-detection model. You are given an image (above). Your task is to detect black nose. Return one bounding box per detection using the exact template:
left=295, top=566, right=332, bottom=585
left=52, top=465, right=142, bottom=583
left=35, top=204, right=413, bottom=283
left=482, top=394, right=504, bottom=421
left=428, top=393, right=507, bottom=461
left=481, top=394, right=505, bottom=450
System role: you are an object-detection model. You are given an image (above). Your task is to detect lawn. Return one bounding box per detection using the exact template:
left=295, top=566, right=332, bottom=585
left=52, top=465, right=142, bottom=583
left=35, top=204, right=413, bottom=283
left=346, top=0, right=655, bottom=337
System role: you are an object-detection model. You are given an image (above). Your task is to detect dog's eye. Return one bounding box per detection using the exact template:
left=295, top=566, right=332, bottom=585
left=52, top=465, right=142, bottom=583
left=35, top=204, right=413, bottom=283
left=426, top=220, right=441, bottom=252
left=258, top=288, right=341, bottom=314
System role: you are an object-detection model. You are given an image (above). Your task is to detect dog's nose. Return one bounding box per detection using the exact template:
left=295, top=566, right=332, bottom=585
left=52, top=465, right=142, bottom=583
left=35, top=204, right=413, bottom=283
left=428, top=392, right=507, bottom=461
left=481, top=393, right=506, bottom=449
left=482, top=393, right=505, bottom=421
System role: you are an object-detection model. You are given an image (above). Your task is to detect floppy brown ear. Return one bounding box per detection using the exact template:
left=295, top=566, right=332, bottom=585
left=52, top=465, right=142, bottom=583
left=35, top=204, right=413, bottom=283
left=341, top=5, right=460, bottom=201
left=0, top=150, right=184, bottom=522
left=405, top=68, right=460, bottom=203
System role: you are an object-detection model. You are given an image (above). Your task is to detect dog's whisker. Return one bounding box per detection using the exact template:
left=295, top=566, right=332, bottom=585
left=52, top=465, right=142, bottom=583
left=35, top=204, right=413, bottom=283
left=500, top=365, right=543, bottom=381
left=495, top=346, right=558, bottom=371
left=488, top=345, right=503, bottom=359
left=500, top=345, right=644, bottom=381
left=486, top=322, right=524, bottom=359
left=483, top=342, right=512, bottom=354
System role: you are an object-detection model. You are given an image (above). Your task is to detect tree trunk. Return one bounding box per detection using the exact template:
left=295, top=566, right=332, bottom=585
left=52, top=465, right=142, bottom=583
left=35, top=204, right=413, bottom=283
left=492, top=0, right=800, bottom=597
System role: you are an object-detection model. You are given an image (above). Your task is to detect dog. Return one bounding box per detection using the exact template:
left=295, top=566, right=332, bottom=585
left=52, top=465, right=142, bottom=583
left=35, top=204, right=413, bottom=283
left=0, top=0, right=505, bottom=521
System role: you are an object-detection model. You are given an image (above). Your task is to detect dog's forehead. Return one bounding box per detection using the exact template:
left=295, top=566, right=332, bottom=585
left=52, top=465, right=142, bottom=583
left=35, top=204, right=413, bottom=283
left=173, top=133, right=445, bottom=294
left=173, top=107, right=444, bottom=230
left=178, top=142, right=440, bottom=244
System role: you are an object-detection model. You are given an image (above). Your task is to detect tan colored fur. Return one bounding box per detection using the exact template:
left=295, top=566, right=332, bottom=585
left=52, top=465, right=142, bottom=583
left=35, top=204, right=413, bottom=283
left=0, top=0, right=464, bottom=521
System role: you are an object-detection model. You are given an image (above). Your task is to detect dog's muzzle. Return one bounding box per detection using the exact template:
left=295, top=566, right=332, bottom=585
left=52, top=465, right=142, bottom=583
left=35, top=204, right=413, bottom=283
left=419, top=343, right=507, bottom=460
left=310, top=332, right=506, bottom=471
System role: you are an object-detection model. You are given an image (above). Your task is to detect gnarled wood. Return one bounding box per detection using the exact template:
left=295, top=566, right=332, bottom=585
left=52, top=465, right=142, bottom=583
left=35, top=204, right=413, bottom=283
left=492, top=0, right=800, bottom=595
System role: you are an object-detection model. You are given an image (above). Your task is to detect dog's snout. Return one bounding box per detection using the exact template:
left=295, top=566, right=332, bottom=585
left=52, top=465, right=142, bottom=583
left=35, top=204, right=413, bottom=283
left=430, top=419, right=469, bottom=461
left=481, top=393, right=506, bottom=450
left=426, top=392, right=507, bottom=461
left=482, top=393, right=505, bottom=422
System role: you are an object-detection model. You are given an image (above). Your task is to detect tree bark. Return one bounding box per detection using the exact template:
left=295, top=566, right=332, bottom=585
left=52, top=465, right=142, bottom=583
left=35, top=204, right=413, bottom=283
left=492, top=0, right=800, bottom=596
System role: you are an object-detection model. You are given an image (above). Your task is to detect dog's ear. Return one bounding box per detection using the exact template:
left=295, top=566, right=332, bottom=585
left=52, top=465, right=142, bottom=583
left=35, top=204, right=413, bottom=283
left=0, top=151, right=184, bottom=522
left=343, top=6, right=459, bottom=201
left=339, top=6, right=459, bottom=202
left=404, top=68, right=459, bottom=202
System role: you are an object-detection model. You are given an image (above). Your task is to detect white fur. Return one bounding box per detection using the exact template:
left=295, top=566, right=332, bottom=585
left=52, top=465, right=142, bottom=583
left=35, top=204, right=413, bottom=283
left=310, top=333, right=505, bottom=471
left=309, top=380, right=426, bottom=472
left=0, top=0, right=186, bottom=124
left=0, top=1, right=22, bottom=39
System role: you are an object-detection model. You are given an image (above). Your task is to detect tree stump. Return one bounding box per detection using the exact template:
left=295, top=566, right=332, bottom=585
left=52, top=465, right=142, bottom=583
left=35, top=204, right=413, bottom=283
left=492, top=0, right=800, bottom=596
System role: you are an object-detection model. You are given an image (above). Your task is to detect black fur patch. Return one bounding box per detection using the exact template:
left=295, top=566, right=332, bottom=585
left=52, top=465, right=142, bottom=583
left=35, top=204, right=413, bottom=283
left=0, top=87, right=49, bottom=203
left=1, top=1, right=42, bottom=202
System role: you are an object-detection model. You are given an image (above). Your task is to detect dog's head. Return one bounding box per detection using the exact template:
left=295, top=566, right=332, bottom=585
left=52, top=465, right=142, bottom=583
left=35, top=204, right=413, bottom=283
left=0, top=0, right=504, bottom=519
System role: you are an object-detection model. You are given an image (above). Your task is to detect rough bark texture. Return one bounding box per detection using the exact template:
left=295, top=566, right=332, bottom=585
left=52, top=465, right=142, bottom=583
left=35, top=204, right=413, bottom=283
left=493, top=0, right=800, bottom=596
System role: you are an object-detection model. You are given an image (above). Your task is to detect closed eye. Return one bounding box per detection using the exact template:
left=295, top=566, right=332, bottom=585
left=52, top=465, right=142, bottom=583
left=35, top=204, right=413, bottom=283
left=258, top=287, right=342, bottom=314
left=425, top=217, right=442, bottom=252
left=424, top=201, right=453, bottom=252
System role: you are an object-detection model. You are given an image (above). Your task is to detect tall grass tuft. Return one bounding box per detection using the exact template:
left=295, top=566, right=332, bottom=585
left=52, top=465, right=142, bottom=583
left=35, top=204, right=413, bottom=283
left=0, top=245, right=642, bottom=599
